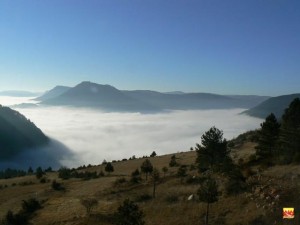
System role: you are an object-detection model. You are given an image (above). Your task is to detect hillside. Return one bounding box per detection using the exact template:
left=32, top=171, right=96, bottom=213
left=243, top=94, right=300, bottom=119
left=0, top=105, right=49, bottom=165
left=1, top=141, right=299, bottom=225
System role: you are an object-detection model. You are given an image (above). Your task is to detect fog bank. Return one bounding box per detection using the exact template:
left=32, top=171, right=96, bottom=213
left=16, top=106, right=263, bottom=168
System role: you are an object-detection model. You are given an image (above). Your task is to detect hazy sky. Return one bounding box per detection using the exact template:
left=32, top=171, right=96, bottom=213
left=0, top=0, right=299, bottom=95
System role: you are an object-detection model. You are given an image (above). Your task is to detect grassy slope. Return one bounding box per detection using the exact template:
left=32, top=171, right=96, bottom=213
left=1, top=146, right=300, bottom=225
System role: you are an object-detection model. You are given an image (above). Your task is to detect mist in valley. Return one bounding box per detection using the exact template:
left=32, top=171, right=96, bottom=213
left=12, top=103, right=263, bottom=168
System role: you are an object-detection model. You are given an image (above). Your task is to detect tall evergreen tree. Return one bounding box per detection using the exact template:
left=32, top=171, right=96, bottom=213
left=279, top=98, right=300, bottom=163
left=105, top=162, right=114, bottom=174
left=197, top=177, right=219, bottom=225
left=152, top=168, right=160, bottom=198
left=195, top=127, right=229, bottom=172
left=35, top=167, right=44, bottom=179
left=255, top=113, right=280, bottom=163
left=140, top=159, right=153, bottom=180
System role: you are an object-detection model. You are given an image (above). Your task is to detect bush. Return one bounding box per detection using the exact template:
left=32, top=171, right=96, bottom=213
left=165, top=195, right=179, bottom=203
left=58, top=167, right=72, bottom=180
left=115, top=199, right=145, bottom=225
left=135, top=193, right=152, bottom=202
left=22, top=198, right=42, bottom=214
left=80, top=198, right=98, bottom=216
left=51, top=180, right=65, bottom=191
left=114, top=177, right=127, bottom=186
left=169, top=154, right=178, bottom=167
left=225, top=169, right=247, bottom=195
left=40, top=177, right=47, bottom=183
left=186, top=175, right=207, bottom=185
left=98, top=170, right=105, bottom=177
left=3, top=210, right=28, bottom=225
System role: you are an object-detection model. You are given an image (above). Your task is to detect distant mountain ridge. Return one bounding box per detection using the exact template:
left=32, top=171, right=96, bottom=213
left=0, top=90, right=40, bottom=97
left=37, top=81, right=270, bottom=112
left=35, top=86, right=71, bottom=101
left=243, top=93, right=300, bottom=119
left=42, top=82, right=160, bottom=112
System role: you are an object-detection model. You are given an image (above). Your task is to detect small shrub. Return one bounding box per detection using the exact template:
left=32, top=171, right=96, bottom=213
left=3, top=210, right=28, bottom=225
left=130, top=176, right=142, bottom=184
left=22, top=198, right=42, bottom=214
left=165, top=194, right=179, bottom=203
left=189, top=164, right=196, bottom=171
left=80, top=198, right=98, bottom=217
left=114, top=177, right=127, bottom=186
left=169, top=154, right=179, bottom=167
left=135, top=193, right=152, bottom=202
left=115, top=199, right=145, bottom=225
left=40, top=177, right=47, bottom=183
left=99, top=170, right=105, bottom=177
left=51, top=180, right=65, bottom=191
left=58, top=167, right=72, bottom=180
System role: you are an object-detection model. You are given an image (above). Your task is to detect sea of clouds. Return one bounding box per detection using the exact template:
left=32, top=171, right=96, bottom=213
left=13, top=105, right=263, bottom=168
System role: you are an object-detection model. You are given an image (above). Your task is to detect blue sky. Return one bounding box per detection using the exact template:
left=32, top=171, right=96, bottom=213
left=0, top=0, right=299, bottom=96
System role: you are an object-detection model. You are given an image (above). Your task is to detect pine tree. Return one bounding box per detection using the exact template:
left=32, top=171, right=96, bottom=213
left=115, top=199, right=145, bottom=225
left=177, top=165, right=187, bottom=183
left=140, top=159, right=153, bottom=180
left=197, top=177, right=219, bottom=225
left=35, top=167, right=44, bottom=179
left=105, top=162, right=114, bottom=174
left=195, top=127, right=229, bottom=172
left=152, top=168, right=160, bottom=198
left=279, top=98, right=300, bottom=163
left=169, top=154, right=178, bottom=167
left=255, top=113, right=280, bottom=164
left=150, top=151, right=157, bottom=157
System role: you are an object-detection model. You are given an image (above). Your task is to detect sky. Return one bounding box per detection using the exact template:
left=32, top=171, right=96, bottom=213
left=0, top=0, right=299, bottom=96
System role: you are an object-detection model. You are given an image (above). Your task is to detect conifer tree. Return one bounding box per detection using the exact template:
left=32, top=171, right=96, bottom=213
left=105, top=162, right=114, bottom=174
left=255, top=113, right=280, bottom=163
left=140, top=159, right=153, bottom=180
left=197, top=177, right=219, bottom=225
left=279, top=98, right=300, bottom=163
left=115, top=199, right=145, bottom=225
left=195, top=127, right=229, bottom=172
left=152, top=168, right=160, bottom=198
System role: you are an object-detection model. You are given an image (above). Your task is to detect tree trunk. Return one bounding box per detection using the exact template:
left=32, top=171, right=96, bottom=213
left=153, top=181, right=156, bottom=198
left=146, top=172, right=148, bottom=181
left=205, top=202, right=209, bottom=225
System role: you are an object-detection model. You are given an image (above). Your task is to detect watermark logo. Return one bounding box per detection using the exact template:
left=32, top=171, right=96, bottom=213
left=283, top=208, right=294, bottom=219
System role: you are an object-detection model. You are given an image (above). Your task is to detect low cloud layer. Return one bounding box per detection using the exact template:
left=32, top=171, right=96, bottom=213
left=0, top=139, right=74, bottom=170
left=16, top=106, right=263, bottom=168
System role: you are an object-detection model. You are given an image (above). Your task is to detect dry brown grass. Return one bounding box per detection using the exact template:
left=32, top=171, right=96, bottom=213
left=1, top=145, right=300, bottom=225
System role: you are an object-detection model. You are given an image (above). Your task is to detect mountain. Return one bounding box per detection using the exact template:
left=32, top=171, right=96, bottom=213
left=0, top=105, right=49, bottom=161
left=35, top=86, right=71, bottom=101
left=122, top=90, right=269, bottom=110
left=243, top=94, right=300, bottom=119
left=42, top=82, right=160, bottom=112
left=164, top=91, right=186, bottom=95
left=40, top=82, right=270, bottom=112
left=0, top=90, right=40, bottom=97
left=225, top=95, right=270, bottom=105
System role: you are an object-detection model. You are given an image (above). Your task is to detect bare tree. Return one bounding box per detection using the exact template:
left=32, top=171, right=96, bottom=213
left=80, top=198, right=98, bottom=217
